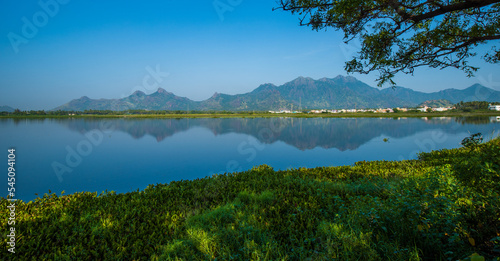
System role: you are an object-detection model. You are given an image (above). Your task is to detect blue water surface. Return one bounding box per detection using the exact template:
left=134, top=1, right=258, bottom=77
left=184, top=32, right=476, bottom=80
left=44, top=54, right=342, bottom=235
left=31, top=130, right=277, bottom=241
left=1, top=116, right=498, bottom=201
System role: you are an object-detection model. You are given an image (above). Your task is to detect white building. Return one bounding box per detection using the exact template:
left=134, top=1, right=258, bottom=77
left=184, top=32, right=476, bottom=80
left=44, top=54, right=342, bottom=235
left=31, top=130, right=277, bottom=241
left=433, top=107, right=452, bottom=112
left=488, top=104, right=500, bottom=111
left=310, top=109, right=327, bottom=114
left=416, top=106, right=429, bottom=112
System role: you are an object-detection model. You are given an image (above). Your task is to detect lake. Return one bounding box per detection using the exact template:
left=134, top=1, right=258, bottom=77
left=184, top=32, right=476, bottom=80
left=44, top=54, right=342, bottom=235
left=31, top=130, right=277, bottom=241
left=1, top=116, right=499, bottom=202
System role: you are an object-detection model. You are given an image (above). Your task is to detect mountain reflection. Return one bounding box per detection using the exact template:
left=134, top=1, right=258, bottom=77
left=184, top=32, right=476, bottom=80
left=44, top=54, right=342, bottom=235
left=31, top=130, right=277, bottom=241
left=48, top=117, right=498, bottom=151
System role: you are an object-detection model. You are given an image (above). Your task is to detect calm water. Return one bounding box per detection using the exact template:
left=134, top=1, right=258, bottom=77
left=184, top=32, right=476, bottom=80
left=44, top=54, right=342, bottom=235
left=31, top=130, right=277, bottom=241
left=1, top=116, right=499, bottom=201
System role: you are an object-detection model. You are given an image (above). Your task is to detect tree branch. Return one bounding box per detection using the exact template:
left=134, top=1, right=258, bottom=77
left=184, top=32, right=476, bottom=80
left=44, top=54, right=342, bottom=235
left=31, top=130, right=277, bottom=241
left=389, top=0, right=500, bottom=23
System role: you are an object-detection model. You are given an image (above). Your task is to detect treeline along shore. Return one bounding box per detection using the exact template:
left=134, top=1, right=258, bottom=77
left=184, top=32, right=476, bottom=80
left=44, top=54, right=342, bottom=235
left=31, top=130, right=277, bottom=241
left=1, top=110, right=499, bottom=119
left=1, top=101, right=499, bottom=118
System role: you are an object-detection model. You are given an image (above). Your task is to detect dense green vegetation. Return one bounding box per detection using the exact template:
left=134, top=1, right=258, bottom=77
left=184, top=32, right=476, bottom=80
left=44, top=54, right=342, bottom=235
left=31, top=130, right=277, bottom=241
left=1, top=99, right=499, bottom=119
left=2, top=100, right=499, bottom=118
left=1, top=109, right=499, bottom=119
left=1, top=135, right=499, bottom=260
left=455, top=101, right=500, bottom=113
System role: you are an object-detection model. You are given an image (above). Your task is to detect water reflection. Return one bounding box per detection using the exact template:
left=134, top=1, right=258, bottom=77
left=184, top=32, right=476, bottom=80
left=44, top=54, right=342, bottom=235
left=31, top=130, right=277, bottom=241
left=46, top=116, right=499, bottom=151
left=2, top=116, right=499, bottom=202
left=454, top=116, right=500, bottom=125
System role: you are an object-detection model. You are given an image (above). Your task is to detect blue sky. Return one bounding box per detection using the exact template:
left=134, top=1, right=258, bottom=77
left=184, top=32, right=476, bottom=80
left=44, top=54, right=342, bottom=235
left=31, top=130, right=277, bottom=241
left=1, top=0, right=499, bottom=110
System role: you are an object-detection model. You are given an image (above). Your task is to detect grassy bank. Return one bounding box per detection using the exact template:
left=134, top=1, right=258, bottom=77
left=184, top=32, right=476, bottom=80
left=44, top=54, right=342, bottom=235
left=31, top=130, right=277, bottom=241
left=1, top=137, right=499, bottom=260
left=1, top=110, right=499, bottom=119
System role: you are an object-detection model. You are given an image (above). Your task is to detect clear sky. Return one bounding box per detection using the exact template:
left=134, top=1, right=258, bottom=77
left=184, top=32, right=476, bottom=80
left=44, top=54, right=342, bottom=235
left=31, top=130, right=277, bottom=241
left=1, top=1, right=499, bottom=110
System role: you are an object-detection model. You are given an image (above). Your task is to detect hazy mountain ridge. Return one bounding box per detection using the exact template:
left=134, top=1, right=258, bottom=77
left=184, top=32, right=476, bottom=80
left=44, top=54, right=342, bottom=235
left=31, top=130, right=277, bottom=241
left=0, top=106, right=15, bottom=112
left=418, top=99, right=454, bottom=108
left=53, top=76, right=500, bottom=111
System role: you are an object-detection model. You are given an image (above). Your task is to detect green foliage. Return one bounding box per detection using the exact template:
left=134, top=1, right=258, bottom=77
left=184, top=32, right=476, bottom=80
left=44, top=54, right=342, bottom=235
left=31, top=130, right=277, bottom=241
left=2, top=137, right=500, bottom=259
left=455, top=101, right=499, bottom=112
left=407, top=109, right=421, bottom=113
left=275, top=1, right=500, bottom=86
left=461, top=133, right=484, bottom=148
left=419, top=135, right=500, bottom=258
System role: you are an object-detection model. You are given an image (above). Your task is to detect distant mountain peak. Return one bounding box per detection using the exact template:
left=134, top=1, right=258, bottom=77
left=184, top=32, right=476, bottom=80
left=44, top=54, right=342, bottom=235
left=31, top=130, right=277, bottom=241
left=251, top=83, right=278, bottom=94
left=333, top=75, right=357, bottom=82
left=157, top=87, right=168, bottom=94
left=52, top=76, right=500, bottom=111
left=0, top=105, right=15, bottom=112
left=465, top=83, right=491, bottom=91
left=288, top=76, right=314, bottom=85
left=132, top=90, right=145, bottom=96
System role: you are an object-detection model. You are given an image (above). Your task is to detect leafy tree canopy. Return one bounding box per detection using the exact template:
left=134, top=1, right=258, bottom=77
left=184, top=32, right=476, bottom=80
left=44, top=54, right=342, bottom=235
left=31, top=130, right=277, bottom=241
left=274, top=0, right=500, bottom=86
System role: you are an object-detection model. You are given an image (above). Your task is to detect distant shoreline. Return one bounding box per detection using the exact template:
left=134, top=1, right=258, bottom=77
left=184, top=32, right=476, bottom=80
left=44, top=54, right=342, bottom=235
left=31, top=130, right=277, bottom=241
left=1, top=111, right=499, bottom=119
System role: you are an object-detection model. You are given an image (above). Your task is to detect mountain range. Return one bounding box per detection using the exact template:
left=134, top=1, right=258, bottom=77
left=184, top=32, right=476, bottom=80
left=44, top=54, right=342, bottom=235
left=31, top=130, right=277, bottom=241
left=53, top=75, right=500, bottom=111
left=0, top=106, right=15, bottom=112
